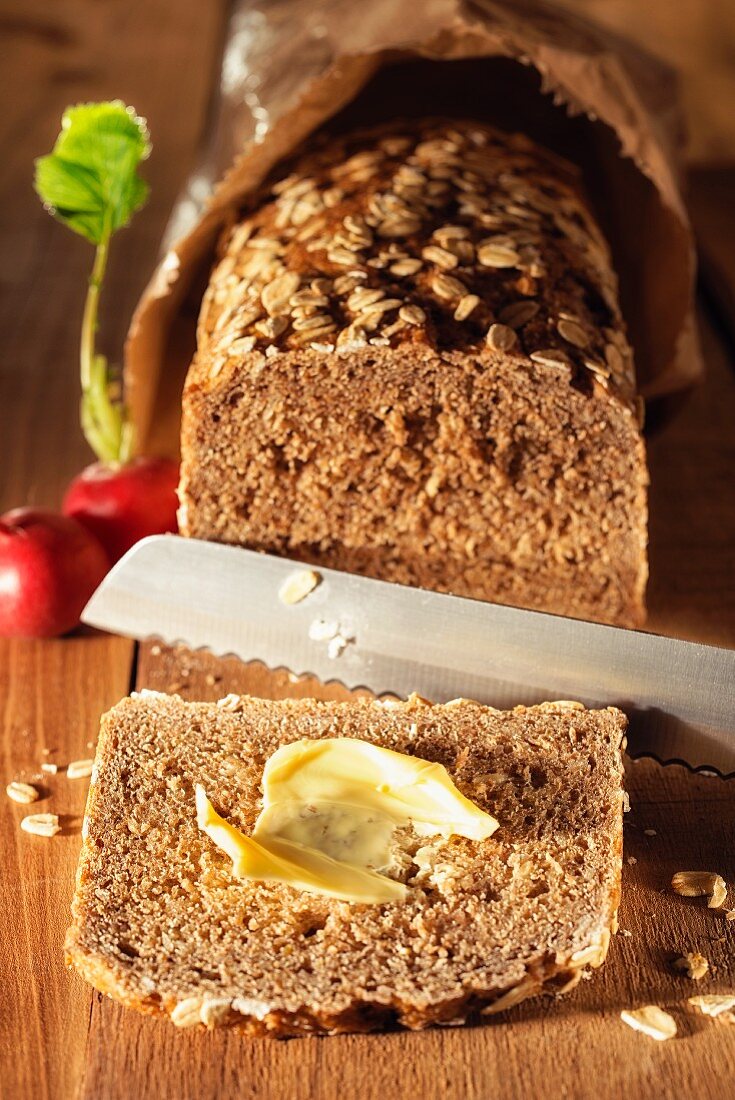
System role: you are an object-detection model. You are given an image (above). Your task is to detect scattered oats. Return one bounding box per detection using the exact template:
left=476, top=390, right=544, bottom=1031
left=347, top=288, right=384, bottom=311
left=454, top=294, right=480, bottom=321
left=557, top=318, right=589, bottom=348
left=422, top=245, right=459, bottom=270
left=205, top=674, right=216, bottom=686
left=41, top=762, right=58, bottom=775
left=254, top=316, right=288, bottom=340
left=336, top=325, right=368, bottom=350
left=339, top=150, right=385, bottom=175
left=390, top=258, right=422, bottom=277
left=498, top=300, right=539, bottom=327
left=688, top=995, right=735, bottom=1018
left=622, top=791, right=631, bottom=812
left=278, top=569, right=320, bottom=605
left=529, top=349, right=570, bottom=369
left=726, top=910, right=735, bottom=921
left=290, top=291, right=328, bottom=310
left=265, top=345, right=279, bottom=358
left=626, top=856, right=637, bottom=865
left=150, top=644, right=162, bottom=656
left=711, top=878, right=728, bottom=909
left=671, top=871, right=727, bottom=908
left=399, top=305, right=426, bottom=326
left=6, top=781, right=39, bottom=804
left=227, top=335, right=257, bottom=357
left=247, top=235, right=283, bottom=252
left=67, top=759, right=94, bottom=780
left=620, top=1006, right=676, bottom=1041
left=644, top=828, right=657, bottom=837
left=20, top=813, right=60, bottom=838
left=477, top=242, right=520, bottom=268
left=377, top=216, right=421, bottom=239
left=217, top=694, right=242, bottom=712
left=342, top=214, right=373, bottom=247
left=333, top=273, right=364, bottom=294
left=446, top=239, right=475, bottom=264
left=227, top=221, right=254, bottom=249
left=292, top=313, right=336, bottom=332
left=583, top=358, right=611, bottom=381
left=310, top=342, right=335, bottom=353
left=432, top=273, right=466, bottom=300
left=619, top=928, right=633, bottom=938
left=328, top=247, right=361, bottom=266
left=674, top=952, right=709, bottom=980
left=171, top=997, right=203, bottom=1029
left=486, top=323, right=517, bottom=352
left=231, top=996, right=272, bottom=1021
left=200, top=997, right=232, bottom=1029
left=261, top=272, right=301, bottom=317
left=433, top=225, right=470, bottom=243
left=359, top=298, right=402, bottom=319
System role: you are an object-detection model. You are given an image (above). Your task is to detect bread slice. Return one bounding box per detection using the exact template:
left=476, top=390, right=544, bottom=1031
left=179, top=116, right=648, bottom=627
left=65, top=692, right=626, bottom=1035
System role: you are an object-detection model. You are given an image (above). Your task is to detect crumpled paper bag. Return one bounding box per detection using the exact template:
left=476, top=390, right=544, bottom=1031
left=126, top=0, right=701, bottom=455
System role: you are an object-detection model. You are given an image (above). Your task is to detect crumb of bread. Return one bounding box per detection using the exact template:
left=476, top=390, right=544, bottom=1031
left=673, top=952, right=709, bottom=980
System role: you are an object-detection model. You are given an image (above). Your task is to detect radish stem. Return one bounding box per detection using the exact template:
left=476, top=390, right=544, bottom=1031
left=79, top=226, right=133, bottom=463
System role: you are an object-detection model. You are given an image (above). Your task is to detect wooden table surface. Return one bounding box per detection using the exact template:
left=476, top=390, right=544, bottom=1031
left=1, top=3, right=734, bottom=1098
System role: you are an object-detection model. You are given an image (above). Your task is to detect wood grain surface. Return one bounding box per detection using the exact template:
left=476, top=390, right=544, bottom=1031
left=1, top=2, right=734, bottom=1098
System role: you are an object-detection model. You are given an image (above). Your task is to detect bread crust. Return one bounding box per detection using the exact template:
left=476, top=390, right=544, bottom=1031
left=66, top=693, right=626, bottom=1035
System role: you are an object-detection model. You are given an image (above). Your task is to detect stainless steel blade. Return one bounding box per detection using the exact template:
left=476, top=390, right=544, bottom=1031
left=82, top=535, right=735, bottom=776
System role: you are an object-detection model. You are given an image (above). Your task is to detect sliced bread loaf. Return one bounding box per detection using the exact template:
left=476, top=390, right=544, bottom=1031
left=66, top=692, right=626, bottom=1035
left=179, top=117, right=648, bottom=627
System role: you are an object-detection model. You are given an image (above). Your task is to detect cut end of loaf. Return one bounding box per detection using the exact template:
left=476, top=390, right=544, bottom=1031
left=182, top=342, right=647, bottom=626
left=66, top=693, right=626, bottom=1036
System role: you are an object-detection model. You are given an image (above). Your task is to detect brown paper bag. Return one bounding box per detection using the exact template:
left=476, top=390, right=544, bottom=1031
left=126, top=0, right=701, bottom=457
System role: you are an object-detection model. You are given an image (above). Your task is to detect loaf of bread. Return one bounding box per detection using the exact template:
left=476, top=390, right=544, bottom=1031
left=66, top=691, right=626, bottom=1035
left=178, top=118, right=648, bottom=627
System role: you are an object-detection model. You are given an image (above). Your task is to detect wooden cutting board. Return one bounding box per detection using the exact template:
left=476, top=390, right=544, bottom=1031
left=1, top=3, right=734, bottom=1097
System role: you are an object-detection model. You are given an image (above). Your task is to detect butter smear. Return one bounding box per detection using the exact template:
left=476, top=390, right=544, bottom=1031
left=196, top=737, right=498, bottom=904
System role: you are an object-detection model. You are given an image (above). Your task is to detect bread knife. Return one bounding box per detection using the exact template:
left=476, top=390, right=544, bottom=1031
left=82, top=535, right=735, bottom=776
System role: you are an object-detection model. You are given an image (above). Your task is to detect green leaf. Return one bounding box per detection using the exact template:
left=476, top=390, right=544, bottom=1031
left=34, top=101, right=150, bottom=244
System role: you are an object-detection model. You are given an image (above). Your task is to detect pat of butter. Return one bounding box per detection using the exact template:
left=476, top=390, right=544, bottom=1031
left=196, top=738, right=498, bottom=904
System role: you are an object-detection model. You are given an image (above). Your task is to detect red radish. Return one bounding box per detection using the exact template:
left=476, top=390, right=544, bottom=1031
left=0, top=509, right=109, bottom=638
left=62, top=457, right=180, bottom=563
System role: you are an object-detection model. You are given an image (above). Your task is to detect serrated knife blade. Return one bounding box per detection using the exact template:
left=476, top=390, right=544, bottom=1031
left=82, top=535, right=735, bottom=776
